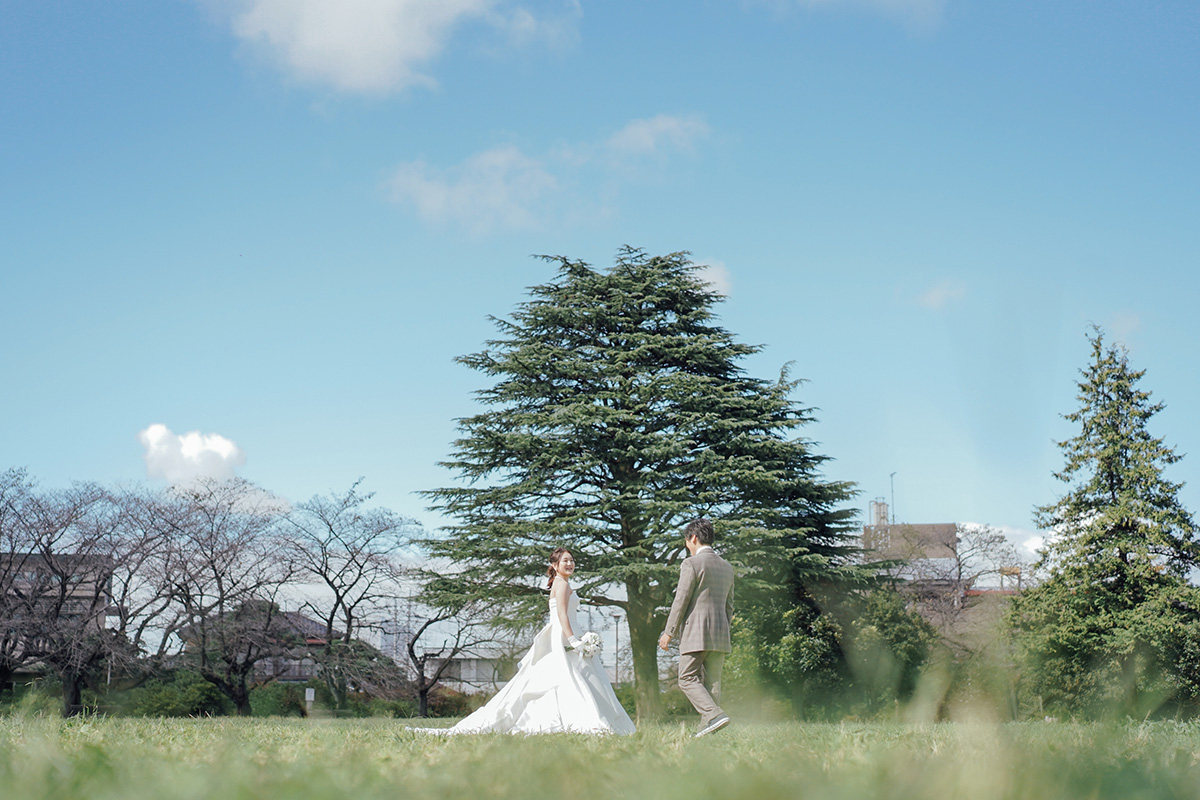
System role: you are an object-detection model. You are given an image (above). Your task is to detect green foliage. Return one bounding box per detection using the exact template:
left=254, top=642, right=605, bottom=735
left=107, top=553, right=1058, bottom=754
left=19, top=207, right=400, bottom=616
left=423, top=248, right=864, bottom=716
left=611, top=681, right=637, bottom=718
left=0, top=683, right=61, bottom=717
left=741, top=596, right=844, bottom=715
left=743, top=587, right=940, bottom=718
left=358, top=697, right=420, bottom=718
left=844, top=590, right=942, bottom=708
left=424, top=687, right=476, bottom=718
left=249, top=682, right=309, bottom=717
left=309, top=638, right=410, bottom=710
left=1012, top=579, right=1200, bottom=718
left=129, top=671, right=231, bottom=718
left=1011, top=329, right=1200, bottom=718
left=318, top=682, right=421, bottom=719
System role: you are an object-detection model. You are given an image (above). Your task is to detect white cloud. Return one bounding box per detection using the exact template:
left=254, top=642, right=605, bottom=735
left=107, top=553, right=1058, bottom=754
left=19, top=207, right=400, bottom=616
left=390, top=145, right=558, bottom=233
left=138, top=423, right=246, bottom=485
left=606, top=115, right=709, bottom=157
left=962, top=521, right=1042, bottom=562
left=695, top=260, right=733, bottom=296
left=917, top=279, right=966, bottom=310
left=204, top=0, right=575, bottom=94
left=488, top=0, right=581, bottom=49
left=389, top=114, right=707, bottom=232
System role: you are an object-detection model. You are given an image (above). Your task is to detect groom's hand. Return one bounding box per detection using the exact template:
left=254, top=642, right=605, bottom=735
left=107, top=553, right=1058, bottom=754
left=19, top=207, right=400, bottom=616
left=658, top=633, right=671, bottom=651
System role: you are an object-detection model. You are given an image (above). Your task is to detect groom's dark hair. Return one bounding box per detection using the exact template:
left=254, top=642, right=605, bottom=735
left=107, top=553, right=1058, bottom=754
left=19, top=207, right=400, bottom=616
left=685, top=518, right=715, bottom=545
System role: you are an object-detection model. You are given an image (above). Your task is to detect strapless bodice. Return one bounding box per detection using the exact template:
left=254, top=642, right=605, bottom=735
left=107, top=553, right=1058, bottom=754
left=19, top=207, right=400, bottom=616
left=549, top=591, right=579, bottom=631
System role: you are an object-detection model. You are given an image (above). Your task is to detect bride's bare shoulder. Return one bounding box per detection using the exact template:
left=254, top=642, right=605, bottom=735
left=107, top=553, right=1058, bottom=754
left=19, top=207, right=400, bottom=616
left=550, top=578, right=572, bottom=601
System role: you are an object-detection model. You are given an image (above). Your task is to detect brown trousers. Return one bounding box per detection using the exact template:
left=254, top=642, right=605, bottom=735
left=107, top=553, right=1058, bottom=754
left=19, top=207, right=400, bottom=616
left=678, top=650, right=726, bottom=726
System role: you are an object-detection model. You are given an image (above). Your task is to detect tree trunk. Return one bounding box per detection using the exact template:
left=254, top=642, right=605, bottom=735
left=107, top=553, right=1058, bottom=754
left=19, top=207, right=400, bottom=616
left=332, top=676, right=347, bottom=710
left=200, top=667, right=254, bottom=715
left=323, top=666, right=347, bottom=709
left=626, top=581, right=663, bottom=720
left=0, top=664, right=15, bottom=698
left=61, top=673, right=85, bottom=717
left=232, top=683, right=253, bottom=716
left=418, top=684, right=430, bottom=717
left=320, top=641, right=349, bottom=709
left=226, top=670, right=254, bottom=716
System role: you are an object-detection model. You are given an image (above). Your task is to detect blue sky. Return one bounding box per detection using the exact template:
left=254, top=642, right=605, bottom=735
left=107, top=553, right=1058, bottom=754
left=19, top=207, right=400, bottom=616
left=3, top=0, right=1198, bottom=558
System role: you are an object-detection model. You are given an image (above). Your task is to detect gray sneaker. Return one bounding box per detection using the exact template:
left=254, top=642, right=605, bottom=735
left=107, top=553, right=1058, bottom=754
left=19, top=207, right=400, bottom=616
left=693, top=714, right=731, bottom=737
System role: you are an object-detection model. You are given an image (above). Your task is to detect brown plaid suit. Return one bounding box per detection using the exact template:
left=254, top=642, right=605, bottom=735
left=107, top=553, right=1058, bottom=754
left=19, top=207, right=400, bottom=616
left=663, top=547, right=734, bottom=726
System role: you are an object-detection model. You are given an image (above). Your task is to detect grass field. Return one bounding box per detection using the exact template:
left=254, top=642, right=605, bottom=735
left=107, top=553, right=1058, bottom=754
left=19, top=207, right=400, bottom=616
left=1, top=716, right=1198, bottom=800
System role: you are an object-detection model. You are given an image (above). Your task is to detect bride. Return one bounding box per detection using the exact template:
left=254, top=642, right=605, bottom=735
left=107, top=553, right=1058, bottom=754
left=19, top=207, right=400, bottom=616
left=431, top=547, right=635, bottom=735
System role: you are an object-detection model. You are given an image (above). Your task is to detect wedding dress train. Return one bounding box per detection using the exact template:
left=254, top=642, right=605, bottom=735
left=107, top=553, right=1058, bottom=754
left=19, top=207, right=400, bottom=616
left=434, top=592, right=635, bottom=735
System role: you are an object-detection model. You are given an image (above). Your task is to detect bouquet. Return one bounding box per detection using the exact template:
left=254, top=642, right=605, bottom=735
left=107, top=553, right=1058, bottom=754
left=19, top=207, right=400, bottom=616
left=571, top=631, right=603, bottom=659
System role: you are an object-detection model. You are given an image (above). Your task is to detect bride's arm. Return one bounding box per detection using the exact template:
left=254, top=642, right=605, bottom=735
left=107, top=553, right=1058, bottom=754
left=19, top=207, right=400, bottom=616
left=552, top=580, right=576, bottom=640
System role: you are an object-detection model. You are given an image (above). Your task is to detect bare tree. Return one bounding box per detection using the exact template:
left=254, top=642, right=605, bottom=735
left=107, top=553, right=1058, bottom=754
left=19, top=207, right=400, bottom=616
left=102, top=485, right=199, bottom=677
left=284, top=480, right=418, bottom=708
left=953, top=524, right=1023, bottom=589
left=401, top=585, right=516, bottom=718
left=0, top=468, right=38, bottom=693
left=0, top=475, right=123, bottom=715
left=405, top=611, right=482, bottom=718
left=890, top=522, right=1024, bottom=650
left=168, top=478, right=294, bottom=715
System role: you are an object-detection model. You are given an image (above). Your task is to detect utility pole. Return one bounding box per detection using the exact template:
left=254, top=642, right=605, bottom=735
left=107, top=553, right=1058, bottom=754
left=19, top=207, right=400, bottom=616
left=889, top=472, right=897, bottom=524
left=611, top=611, right=623, bottom=686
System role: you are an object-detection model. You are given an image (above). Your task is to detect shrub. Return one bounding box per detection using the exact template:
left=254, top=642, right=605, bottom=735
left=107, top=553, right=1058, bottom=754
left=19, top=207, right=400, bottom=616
left=426, top=687, right=474, bottom=717
left=130, top=672, right=230, bottom=717
left=250, top=682, right=308, bottom=717
left=0, top=682, right=60, bottom=717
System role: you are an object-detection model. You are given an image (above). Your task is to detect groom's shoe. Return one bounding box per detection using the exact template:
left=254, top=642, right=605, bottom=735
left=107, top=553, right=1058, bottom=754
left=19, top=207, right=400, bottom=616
left=694, top=714, right=731, bottom=738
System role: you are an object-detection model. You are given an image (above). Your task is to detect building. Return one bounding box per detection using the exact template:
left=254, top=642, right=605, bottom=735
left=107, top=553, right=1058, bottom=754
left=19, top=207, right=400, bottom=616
left=378, top=618, right=414, bottom=681
left=862, top=500, right=959, bottom=590
left=253, top=611, right=333, bottom=683
left=420, top=647, right=516, bottom=694
left=861, top=502, right=1024, bottom=653
left=1, top=552, right=116, bottom=690
left=175, top=603, right=331, bottom=684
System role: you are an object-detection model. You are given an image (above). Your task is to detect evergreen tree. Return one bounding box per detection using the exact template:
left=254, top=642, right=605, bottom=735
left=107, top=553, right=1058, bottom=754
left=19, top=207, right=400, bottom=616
left=423, top=248, right=863, bottom=717
left=1011, top=328, right=1200, bottom=717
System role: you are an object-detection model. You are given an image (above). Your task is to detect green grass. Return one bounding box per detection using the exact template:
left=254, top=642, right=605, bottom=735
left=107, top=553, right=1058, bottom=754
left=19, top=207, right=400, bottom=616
left=1, top=716, right=1198, bottom=800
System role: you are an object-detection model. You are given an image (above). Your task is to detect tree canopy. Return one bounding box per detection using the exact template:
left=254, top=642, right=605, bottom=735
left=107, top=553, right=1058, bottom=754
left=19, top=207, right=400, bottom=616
left=1011, top=328, right=1200, bottom=718
left=423, top=248, right=865, bottom=717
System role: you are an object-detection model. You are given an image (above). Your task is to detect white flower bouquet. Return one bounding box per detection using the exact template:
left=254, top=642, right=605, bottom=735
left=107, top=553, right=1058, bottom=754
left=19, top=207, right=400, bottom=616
left=571, top=631, right=602, bottom=659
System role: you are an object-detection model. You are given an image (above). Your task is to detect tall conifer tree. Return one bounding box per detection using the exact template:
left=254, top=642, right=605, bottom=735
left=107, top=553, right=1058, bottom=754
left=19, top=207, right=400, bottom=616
left=1011, top=328, right=1200, bottom=717
left=424, top=248, right=862, bottom=717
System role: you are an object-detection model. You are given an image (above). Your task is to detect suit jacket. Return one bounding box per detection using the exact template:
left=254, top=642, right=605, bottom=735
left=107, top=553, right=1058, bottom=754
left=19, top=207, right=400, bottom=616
left=662, top=547, right=735, bottom=654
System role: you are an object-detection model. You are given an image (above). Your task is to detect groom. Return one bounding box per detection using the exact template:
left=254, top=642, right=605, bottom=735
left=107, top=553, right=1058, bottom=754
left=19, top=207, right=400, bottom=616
left=659, top=518, right=735, bottom=737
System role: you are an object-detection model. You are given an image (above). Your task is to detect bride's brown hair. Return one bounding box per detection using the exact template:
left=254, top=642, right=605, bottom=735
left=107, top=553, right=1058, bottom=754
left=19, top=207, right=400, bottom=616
left=547, top=547, right=570, bottom=590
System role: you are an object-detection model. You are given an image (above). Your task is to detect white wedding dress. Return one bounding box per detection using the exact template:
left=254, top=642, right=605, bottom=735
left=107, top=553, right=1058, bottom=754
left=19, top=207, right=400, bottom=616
left=435, top=592, right=635, bottom=735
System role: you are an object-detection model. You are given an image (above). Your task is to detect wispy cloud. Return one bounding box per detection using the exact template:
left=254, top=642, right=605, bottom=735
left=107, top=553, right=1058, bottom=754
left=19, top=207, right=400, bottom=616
left=202, top=0, right=576, bottom=94
left=695, top=260, right=733, bottom=296
left=390, top=145, right=558, bottom=234
left=917, top=279, right=966, bottom=310
left=138, top=423, right=246, bottom=485
left=1108, top=311, right=1141, bottom=348
left=489, top=0, right=581, bottom=49
left=389, top=114, right=708, bottom=233
left=606, top=115, right=709, bottom=157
